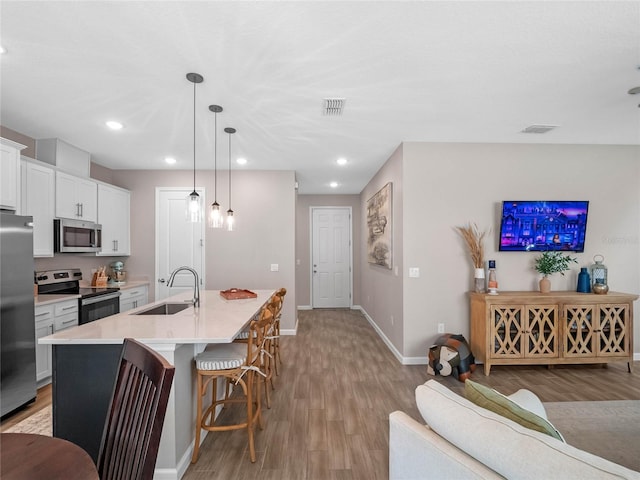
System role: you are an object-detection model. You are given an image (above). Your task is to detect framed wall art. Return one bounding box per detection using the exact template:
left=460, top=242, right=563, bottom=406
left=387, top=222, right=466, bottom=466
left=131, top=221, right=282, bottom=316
left=366, top=182, right=392, bottom=269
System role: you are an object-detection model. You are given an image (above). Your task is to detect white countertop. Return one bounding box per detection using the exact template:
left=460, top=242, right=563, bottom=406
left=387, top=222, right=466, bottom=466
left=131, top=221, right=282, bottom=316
left=34, top=294, right=80, bottom=306
left=39, top=289, right=274, bottom=345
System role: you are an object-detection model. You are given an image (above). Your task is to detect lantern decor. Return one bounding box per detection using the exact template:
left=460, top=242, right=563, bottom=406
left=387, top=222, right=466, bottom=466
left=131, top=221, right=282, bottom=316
left=590, top=254, right=609, bottom=294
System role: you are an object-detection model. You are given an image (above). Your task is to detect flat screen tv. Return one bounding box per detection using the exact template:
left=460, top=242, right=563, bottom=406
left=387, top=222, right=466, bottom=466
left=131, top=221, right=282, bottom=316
left=498, top=200, right=589, bottom=252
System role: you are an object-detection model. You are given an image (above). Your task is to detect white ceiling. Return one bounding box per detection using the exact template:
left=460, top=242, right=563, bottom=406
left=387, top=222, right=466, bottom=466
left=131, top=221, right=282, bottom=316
left=1, top=1, right=639, bottom=194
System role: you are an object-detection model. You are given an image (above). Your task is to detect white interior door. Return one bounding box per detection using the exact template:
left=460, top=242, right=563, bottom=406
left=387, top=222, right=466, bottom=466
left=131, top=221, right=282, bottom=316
left=311, top=207, right=352, bottom=308
left=155, top=187, right=205, bottom=301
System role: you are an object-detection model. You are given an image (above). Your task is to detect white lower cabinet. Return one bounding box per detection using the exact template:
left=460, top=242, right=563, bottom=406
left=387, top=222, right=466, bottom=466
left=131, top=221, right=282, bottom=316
left=119, top=285, right=149, bottom=313
left=35, top=298, right=79, bottom=385
left=34, top=305, right=54, bottom=383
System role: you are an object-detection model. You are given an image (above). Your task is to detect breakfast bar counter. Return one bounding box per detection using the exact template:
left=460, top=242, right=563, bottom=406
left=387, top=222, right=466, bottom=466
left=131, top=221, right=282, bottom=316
left=40, top=289, right=274, bottom=480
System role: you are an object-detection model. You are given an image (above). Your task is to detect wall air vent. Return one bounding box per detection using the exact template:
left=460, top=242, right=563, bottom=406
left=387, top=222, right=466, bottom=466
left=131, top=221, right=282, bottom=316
left=322, top=98, right=346, bottom=116
left=521, top=124, right=559, bottom=134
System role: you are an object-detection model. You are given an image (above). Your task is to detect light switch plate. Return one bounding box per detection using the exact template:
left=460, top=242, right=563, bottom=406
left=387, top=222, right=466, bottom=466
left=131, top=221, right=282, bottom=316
left=270, top=264, right=279, bottom=272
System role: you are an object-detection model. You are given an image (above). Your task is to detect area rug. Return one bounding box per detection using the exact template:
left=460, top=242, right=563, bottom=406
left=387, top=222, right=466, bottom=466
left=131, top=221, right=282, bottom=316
left=4, top=407, right=52, bottom=436
left=544, top=400, right=640, bottom=472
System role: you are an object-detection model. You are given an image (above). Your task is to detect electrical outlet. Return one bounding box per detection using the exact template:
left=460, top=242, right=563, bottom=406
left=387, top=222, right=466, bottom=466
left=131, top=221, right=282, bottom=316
left=409, top=267, right=420, bottom=278
left=270, top=264, right=279, bottom=272
left=437, top=323, right=445, bottom=333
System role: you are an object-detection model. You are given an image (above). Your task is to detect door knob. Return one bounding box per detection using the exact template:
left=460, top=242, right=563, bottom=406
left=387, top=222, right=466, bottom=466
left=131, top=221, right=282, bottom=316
left=158, top=278, right=166, bottom=283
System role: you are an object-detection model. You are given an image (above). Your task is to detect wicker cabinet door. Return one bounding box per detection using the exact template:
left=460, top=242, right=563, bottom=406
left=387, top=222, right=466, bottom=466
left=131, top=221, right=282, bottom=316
left=597, top=304, right=630, bottom=357
left=524, top=305, right=558, bottom=358
left=490, top=306, right=524, bottom=358
left=563, top=305, right=596, bottom=358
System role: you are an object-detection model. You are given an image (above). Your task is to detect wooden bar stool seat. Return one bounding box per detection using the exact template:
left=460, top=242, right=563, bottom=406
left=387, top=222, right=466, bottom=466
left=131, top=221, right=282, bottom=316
left=192, top=307, right=272, bottom=464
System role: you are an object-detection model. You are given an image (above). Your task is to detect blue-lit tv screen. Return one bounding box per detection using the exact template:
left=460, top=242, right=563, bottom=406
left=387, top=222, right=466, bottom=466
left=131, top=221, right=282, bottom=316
left=498, top=201, right=589, bottom=252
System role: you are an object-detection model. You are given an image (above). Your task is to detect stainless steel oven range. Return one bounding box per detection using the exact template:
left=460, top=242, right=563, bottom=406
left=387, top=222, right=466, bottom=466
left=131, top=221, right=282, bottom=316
left=35, top=268, right=121, bottom=325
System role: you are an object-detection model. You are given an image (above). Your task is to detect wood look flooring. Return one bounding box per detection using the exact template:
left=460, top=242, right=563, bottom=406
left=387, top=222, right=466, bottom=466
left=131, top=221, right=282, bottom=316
left=183, top=308, right=640, bottom=480
left=2, top=308, right=639, bottom=478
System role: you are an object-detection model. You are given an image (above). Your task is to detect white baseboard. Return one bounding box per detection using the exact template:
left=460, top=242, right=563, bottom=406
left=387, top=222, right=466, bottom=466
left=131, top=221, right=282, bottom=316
left=635, top=352, right=640, bottom=361
left=297, top=305, right=312, bottom=310
left=354, top=306, right=428, bottom=365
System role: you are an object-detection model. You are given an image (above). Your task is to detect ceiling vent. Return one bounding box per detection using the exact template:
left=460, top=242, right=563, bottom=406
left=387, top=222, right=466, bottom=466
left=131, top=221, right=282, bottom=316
left=521, top=124, right=559, bottom=134
left=322, top=98, right=346, bottom=116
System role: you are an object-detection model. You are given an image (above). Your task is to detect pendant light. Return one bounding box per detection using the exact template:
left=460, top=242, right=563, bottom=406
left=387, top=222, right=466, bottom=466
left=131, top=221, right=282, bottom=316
left=186, top=72, right=203, bottom=223
left=224, top=127, right=236, bottom=231
left=208, top=105, right=224, bottom=228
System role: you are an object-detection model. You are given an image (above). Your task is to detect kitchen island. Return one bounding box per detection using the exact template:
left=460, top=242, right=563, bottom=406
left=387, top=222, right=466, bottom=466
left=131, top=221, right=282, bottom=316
left=40, top=289, right=274, bottom=480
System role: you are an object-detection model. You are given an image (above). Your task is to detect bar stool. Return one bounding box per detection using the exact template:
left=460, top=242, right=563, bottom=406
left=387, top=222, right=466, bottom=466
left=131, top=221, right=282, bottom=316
left=191, top=306, right=273, bottom=464
left=271, top=288, right=287, bottom=375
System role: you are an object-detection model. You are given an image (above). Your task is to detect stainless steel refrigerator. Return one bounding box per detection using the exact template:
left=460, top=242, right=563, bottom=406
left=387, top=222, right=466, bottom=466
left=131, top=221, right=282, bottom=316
left=0, top=213, right=36, bottom=418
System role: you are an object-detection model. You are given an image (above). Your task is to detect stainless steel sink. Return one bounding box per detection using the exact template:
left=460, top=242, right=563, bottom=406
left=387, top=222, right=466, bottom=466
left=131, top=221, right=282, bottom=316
left=133, top=302, right=192, bottom=315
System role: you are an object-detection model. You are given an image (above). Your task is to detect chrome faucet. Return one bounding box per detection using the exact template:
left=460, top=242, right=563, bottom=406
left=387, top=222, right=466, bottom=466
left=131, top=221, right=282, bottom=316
left=167, top=266, right=200, bottom=308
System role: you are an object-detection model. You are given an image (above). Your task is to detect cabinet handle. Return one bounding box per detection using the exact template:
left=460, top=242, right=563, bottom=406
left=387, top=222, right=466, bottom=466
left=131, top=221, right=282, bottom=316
left=113, top=240, right=117, bottom=251
left=76, top=203, right=81, bottom=216
left=61, top=306, right=76, bottom=311
left=35, top=311, right=50, bottom=317
left=80, top=203, right=84, bottom=217
left=61, top=318, right=76, bottom=325
left=48, top=326, right=54, bottom=334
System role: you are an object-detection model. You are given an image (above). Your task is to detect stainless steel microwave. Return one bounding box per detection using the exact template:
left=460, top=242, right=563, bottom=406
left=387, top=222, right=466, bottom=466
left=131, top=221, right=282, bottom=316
left=54, top=218, right=102, bottom=253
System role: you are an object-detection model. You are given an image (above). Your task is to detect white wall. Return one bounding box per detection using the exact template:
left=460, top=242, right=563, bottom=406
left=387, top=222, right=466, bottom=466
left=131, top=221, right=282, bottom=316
left=360, top=145, right=405, bottom=356
left=361, top=142, right=640, bottom=361
left=111, top=168, right=298, bottom=332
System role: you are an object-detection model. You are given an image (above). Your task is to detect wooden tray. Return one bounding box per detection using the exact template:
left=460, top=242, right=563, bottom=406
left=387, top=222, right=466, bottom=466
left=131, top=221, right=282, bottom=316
left=220, top=288, right=257, bottom=300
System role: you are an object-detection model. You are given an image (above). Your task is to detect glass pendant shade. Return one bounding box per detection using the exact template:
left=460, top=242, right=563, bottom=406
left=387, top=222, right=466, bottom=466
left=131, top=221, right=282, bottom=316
left=186, top=72, right=203, bottom=223
left=187, top=190, right=202, bottom=223
left=208, top=201, right=223, bottom=228
left=226, top=209, right=235, bottom=231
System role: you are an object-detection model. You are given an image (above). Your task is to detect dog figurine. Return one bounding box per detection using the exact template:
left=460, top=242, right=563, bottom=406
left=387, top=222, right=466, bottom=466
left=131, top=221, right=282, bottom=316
left=427, top=333, right=476, bottom=382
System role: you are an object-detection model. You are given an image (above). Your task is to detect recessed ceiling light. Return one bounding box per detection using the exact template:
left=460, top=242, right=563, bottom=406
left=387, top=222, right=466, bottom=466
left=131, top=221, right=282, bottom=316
left=330, top=181, right=338, bottom=188
left=336, top=157, right=347, bottom=166
left=236, top=157, right=247, bottom=165
left=106, top=120, right=123, bottom=130
left=165, top=157, right=176, bottom=165
left=0, top=46, right=6, bottom=54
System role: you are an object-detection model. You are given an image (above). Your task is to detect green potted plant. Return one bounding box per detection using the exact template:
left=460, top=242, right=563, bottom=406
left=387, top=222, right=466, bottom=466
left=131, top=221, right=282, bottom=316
left=534, top=251, right=577, bottom=293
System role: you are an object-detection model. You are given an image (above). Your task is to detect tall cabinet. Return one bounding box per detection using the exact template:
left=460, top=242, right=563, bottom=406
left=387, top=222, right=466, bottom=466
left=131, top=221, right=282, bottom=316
left=97, top=183, right=130, bottom=256
left=21, top=160, right=55, bottom=256
left=1, top=138, right=26, bottom=211
left=469, top=291, right=637, bottom=375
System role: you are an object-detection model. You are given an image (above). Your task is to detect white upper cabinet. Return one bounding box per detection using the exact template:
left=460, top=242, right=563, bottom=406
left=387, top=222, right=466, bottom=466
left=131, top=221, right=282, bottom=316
left=55, top=171, right=97, bottom=222
left=1, top=138, right=26, bottom=211
left=21, top=160, right=55, bottom=256
left=97, top=183, right=130, bottom=256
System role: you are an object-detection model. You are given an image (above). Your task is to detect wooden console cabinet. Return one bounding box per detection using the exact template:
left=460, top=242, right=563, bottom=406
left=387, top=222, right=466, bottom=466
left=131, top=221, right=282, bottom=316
left=469, top=291, right=638, bottom=375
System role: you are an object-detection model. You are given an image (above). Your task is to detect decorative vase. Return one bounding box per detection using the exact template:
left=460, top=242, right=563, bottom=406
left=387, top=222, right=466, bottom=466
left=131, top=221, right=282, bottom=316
left=474, top=268, right=486, bottom=293
left=592, top=280, right=609, bottom=295
left=539, top=276, right=551, bottom=293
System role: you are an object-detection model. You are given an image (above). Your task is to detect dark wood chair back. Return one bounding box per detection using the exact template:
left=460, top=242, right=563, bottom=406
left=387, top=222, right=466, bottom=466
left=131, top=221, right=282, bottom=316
left=96, top=338, right=175, bottom=480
